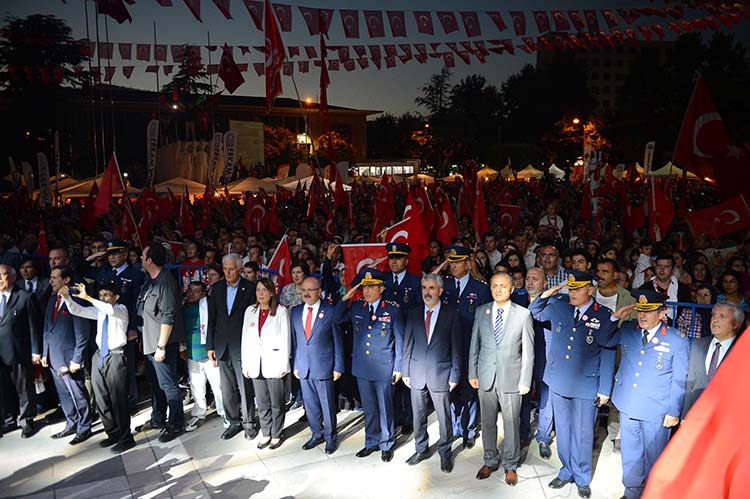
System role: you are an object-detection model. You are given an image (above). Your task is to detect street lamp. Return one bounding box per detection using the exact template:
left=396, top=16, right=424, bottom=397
left=572, top=118, right=581, bottom=125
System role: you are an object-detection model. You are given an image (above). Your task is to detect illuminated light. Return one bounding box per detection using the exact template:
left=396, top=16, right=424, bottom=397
left=172, top=104, right=178, bottom=110
left=123, top=172, right=129, bottom=178
left=297, top=133, right=312, bottom=145
left=424, top=123, right=430, bottom=128
left=305, top=97, right=312, bottom=104
left=572, top=118, right=581, bottom=124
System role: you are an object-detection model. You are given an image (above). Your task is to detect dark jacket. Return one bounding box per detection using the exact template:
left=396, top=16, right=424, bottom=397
left=0, top=285, right=42, bottom=366
left=402, top=305, right=462, bottom=391
left=291, top=302, right=344, bottom=380
left=206, top=278, right=256, bottom=360
left=42, top=296, right=89, bottom=369
left=138, top=268, right=184, bottom=355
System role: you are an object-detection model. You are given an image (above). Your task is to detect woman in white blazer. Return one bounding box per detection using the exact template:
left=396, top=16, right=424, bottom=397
left=241, top=278, right=291, bottom=449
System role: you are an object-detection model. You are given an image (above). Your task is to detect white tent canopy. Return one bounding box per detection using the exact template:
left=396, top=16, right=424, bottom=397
left=476, top=166, right=499, bottom=181
left=278, top=175, right=351, bottom=192
left=500, top=166, right=514, bottom=180
left=516, top=165, right=544, bottom=179
left=226, top=177, right=277, bottom=194
left=153, top=177, right=206, bottom=195
left=648, top=162, right=699, bottom=179
left=59, top=176, right=140, bottom=199
left=548, top=164, right=566, bottom=179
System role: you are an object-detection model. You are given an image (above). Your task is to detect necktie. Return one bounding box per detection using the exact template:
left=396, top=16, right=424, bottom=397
left=369, top=304, right=375, bottom=321
left=52, top=294, right=61, bottom=322
left=456, top=279, right=461, bottom=298
left=642, top=329, right=649, bottom=348
left=99, top=314, right=110, bottom=368
left=494, top=308, right=504, bottom=346
left=425, top=310, right=433, bottom=342
left=0, top=293, right=6, bottom=317
left=574, top=309, right=580, bottom=323
left=26, top=280, right=33, bottom=292
left=707, top=342, right=721, bottom=380
left=304, top=306, right=313, bottom=340
left=394, top=275, right=399, bottom=292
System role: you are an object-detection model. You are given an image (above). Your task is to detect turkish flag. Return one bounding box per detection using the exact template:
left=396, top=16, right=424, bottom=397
left=413, top=11, right=434, bottom=34
left=272, top=3, right=292, bottom=31
left=551, top=11, right=570, bottom=31
left=118, top=43, right=132, bottom=60
left=686, top=195, right=750, bottom=238
left=486, top=11, right=507, bottom=32
left=36, top=216, right=49, bottom=257
left=94, top=154, right=120, bottom=217
left=180, top=186, right=195, bottom=236
left=244, top=0, right=263, bottom=30
left=437, top=11, right=460, bottom=34
left=386, top=11, right=406, bottom=37
left=219, top=45, right=245, bottom=93
left=647, top=178, right=674, bottom=241
left=98, top=42, right=113, bottom=59
left=533, top=11, right=551, bottom=33
left=619, top=8, right=641, bottom=25
left=358, top=10, right=382, bottom=37
left=96, top=0, right=132, bottom=24
left=267, top=235, right=292, bottom=292
left=433, top=188, right=458, bottom=247
left=340, top=10, right=360, bottom=38
left=673, top=74, right=750, bottom=199
left=497, top=204, right=521, bottom=234
left=384, top=216, right=429, bottom=276
left=342, top=244, right=389, bottom=278
left=643, top=327, right=750, bottom=499
left=584, top=10, right=600, bottom=32
left=122, top=66, right=133, bottom=79
left=510, top=11, right=526, bottom=36
left=568, top=10, right=586, bottom=31
left=80, top=182, right=98, bottom=231
left=183, top=0, right=202, bottom=22
left=264, top=0, right=285, bottom=111
left=244, top=193, right=268, bottom=233
left=374, top=174, right=396, bottom=225
left=460, top=11, right=482, bottom=37
left=472, top=180, right=490, bottom=239
left=602, top=9, right=619, bottom=29
left=213, top=0, right=232, bottom=19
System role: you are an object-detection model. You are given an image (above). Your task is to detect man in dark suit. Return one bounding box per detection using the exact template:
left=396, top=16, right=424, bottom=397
left=42, top=266, right=92, bottom=444
left=19, top=257, right=51, bottom=311
left=0, top=264, right=42, bottom=438
left=291, top=276, right=344, bottom=454
left=207, top=253, right=258, bottom=440
left=469, top=273, right=535, bottom=486
left=441, top=245, right=492, bottom=449
left=682, top=301, right=743, bottom=417
left=402, top=274, right=462, bottom=473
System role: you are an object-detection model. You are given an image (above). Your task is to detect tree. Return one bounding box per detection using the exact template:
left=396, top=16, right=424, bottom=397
left=448, top=74, right=503, bottom=162
left=315, top=131, right=354, bottom=162
left=415, top=68, right=452, bottom=116
left=161, top=45, right=215, bottom=103
left=264, top=125, right=303, bottom=167
left=367, top=112, right=424, bottom=159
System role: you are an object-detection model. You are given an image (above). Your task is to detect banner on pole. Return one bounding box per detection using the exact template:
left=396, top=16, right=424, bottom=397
left=208, top=132, right=223, bottom=188
left=37, top=153, right=51, bottom=207
left=644, top=141, right=655, bottom=175
left=222, top=130, right=238, bottom=185
left=146, top=119, right=159, bottom=187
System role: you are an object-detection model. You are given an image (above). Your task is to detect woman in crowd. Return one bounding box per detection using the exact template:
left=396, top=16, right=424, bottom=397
left=180, top=241, right=205, bottom=291
left=717, top=269, right=750, bottom=312
left=204, top=263, right=223, bottom=295
left=672, top=250, right=692, bottom=285
left=241, top=278, right=291, bottom=450
left=279, top=261, right=309, bottom=309
left=675, top=283, right=716, bottom=339
left=422, top=239, right=443, bottom=273
left=504, top=249, right=526, bottom=271
left=472, top=248, right=492, bottom=280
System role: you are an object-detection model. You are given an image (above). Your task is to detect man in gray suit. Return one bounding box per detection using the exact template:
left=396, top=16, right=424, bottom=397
left=469, top=272, right=534, bottom=486
left=682, top=300, right=744, bottom=417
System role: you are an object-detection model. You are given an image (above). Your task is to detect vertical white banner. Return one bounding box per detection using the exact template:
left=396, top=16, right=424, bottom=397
left=37, top=153, right=51, bottom=207
left=222, top=130, right=238, bottom=185
left=208, top=132, right=223, bottom=188
left=146, top=119, right=159, bottom=187
left=643, top=141, right=655, bottom=175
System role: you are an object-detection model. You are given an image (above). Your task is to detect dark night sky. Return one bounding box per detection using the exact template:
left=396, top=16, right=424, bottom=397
left=3, top=1, right=745, bottom=116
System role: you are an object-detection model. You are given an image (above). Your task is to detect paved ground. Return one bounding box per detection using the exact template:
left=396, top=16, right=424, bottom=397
left=0, top=405, right=627, bottom=499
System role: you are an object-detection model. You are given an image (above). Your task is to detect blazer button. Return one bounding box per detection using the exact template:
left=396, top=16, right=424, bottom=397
left=633, top=383, right=638, bottom=388
left=640, top=350, right=645, bottom=355
left=365, top=350, right=370, bottom=355
left=570, top=336, right=574, bottom=341
left=635, top=372, right=640, bottom=377
left=572, top=328, right=576, bottom=332
left=565, top=354, right=570, bottom=359
left=366, top=342, right=370, bottom=346
left=368, top=326, right=372, bottom=330
left=638, top=361, right=643, bottom=366
left=567, top=345, right=572, bottom=350
left=367, top=334, right=371, bottom=338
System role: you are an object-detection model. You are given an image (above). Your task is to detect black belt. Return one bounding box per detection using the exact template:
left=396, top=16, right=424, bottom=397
left=102, top=347, right=125, bottom=354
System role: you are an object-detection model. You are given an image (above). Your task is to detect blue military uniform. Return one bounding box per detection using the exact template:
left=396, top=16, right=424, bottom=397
left=528, top=271, right=617, bottom=491
left=598, top=290, right=689, bottom=499
left=382, top=242, right=422, bottom=434
left=441, top=246, right=491, bottom=442
left=336, top=268, right=404, bottom=455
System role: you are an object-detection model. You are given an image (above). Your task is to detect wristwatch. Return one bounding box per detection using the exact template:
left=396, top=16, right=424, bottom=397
left=156, top=345, right=166, bottom=351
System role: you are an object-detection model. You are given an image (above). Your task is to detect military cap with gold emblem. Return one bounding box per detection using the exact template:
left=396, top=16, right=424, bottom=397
left=353, top=268, right=386, bottom=287
left=631, top=289, right=669, bottom=312
left=566, top=270, right=595, bottom=289
left=386, top=242, right=411, bottom=257
left=446, top=245, right=471, bottom=262
left=105, top=239, right=128, bottom=254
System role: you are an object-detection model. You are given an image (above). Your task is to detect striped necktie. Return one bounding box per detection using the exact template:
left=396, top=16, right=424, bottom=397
left=494, top=307, right=504, bottom=346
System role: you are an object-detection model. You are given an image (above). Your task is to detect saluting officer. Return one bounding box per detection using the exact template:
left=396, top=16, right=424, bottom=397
left=606, top=290, right=689, bottom=499
left=101, top=240, right=144, bottom=410
left=336, top=268, right=403, bottom=462
left=529, top=270, right=617, bottom=499
left=383, top=242, right=422, bottom=436
left=441, top=245, right=491, bottom=449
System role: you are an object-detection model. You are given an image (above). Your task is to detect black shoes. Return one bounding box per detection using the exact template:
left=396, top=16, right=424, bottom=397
left=549, top=477, right=574, bottom=489
left=221, top=425, right=243, bottom=440
left=269, top=438, right=283, bottom=450
left=401, top=425, right=413, bottom=435
left=539, top=441, right=552, bottom=459
left=52, top=426, right=77, bottom=439
left=21, top=422, right=37, bottom=438
left=257, top=438, right=272, bottom=450
left=463, top=437, right=476, bottom=449
left=244, top=427, right=259, bottom=440
left=406, top=452, right=430, bottom=466
left=70, top=430, right=92, bottom=445
left=99, top=434, right=121, bottom=447
left=381, top=450, right=394, bottom=462
left=302, top=437, right=325, bottom=450
left=135, top=420, right=166, bottom=433
left=324, top=441, right=336, bottom=454
left=111, top=437, right=137, bottom=453
left=578, top=485, right=592, bottom=498
left=440, top=455, right=453, bottom=473
left=158, top=426, right=184, bottom=443
left=355, top=446, right=378, bottom=458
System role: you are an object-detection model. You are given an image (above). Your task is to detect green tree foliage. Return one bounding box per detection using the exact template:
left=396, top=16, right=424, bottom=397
left=415, top=67, right=452, bottom=116
left=161, top=44, right=215, bottom=104
left=264, top=125, right=303, bottom=167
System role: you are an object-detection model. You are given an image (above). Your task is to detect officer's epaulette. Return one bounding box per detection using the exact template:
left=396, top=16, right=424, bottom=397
left=556, top=295, right=565, bottom=300
left=472, top=276, right=488, bottom=285
left=353, top=298, right=366, bottom=303
left=384, top=300, right=399, bottom=308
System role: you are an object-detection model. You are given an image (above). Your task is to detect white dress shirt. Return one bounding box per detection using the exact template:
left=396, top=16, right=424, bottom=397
left=423, top=302, right=441, bottom=343
left=64, top=296, right=129, bottom=351
left=491, top=301, right=511, bottom=338
left=705, top=335, right=736, bottom=375
left=303, top=300, right=321, bottom=330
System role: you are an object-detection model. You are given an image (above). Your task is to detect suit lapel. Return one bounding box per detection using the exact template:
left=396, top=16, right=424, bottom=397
left=309, top=305, right=325, bottom=341
left=229, top=283, right=245, bottom=316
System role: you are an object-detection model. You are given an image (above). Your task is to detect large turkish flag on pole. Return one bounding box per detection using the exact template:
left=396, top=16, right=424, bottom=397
left=643, top=327, right=750, bottom=498
left=673, top=74, right=750, bottom=199
left=685, top=194, right=750, bottom=238
left=264, top=0, right=285, bottom=111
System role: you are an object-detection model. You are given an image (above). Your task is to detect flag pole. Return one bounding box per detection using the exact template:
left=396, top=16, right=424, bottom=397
left=289, top=74, right=319, bottom=168
left=83, top=0, right=99, bottom=175
left=112, top=152, right=143, bottom=250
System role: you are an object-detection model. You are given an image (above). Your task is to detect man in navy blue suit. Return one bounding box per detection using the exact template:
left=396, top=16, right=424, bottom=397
left=402, top=274, right=462, bottom=473
left=42, top=266, right=92, bottom=445
left=291, top=276, right=344, bottom=455
left=337, top=268, right=403, bottom=462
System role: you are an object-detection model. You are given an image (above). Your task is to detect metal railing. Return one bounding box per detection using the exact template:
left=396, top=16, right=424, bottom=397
left=666, top=301, right=713, bottom=346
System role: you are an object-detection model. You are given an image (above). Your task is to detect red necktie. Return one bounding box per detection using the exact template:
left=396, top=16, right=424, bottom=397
left=52, top=294, right=61, bottom=322
left=304, top=306, right=313, bottom=340
left=425, top=310, right=433, bottom=342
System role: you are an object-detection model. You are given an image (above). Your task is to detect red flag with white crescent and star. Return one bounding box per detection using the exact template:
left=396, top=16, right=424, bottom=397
left=266, top=235, right=292, bottom=292
left=673, top=74, right=750, bottom=199
left=685, top=194, right=750, bottom=238
left=433, top=188, right=458, bottom=246
left=264, top=0, right=285, bottom=111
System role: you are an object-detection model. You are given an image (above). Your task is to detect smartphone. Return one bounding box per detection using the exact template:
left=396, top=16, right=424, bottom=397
left=296, top=238, right=302, bottom=246
left=69, top=288, right=80, bottom=295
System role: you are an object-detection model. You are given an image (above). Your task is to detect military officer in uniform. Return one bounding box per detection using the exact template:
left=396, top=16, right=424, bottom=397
left=441, top=245, right=491, bottom=448
left=100, top=240, right=144, bottom=410
left=529, top=270, right=617, bottom=499
left=383, top=242, right=422, bottom=436
left=606, top=291, right=690, bottom=499
left=337, top=268, right=403, bottom=462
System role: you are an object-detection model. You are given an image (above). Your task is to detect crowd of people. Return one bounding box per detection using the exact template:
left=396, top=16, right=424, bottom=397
left=0, top=170, right=748, bottom=499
